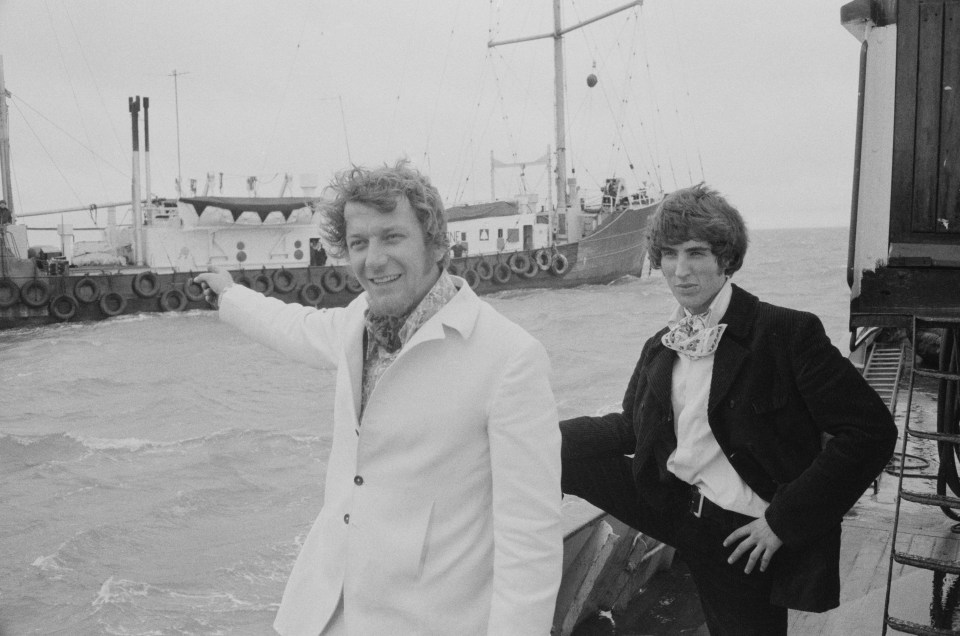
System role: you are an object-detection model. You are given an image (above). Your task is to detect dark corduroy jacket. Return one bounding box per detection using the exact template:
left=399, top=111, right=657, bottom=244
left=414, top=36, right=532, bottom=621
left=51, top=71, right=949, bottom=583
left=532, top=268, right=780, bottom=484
left=561, top=284, right=897, bottom=612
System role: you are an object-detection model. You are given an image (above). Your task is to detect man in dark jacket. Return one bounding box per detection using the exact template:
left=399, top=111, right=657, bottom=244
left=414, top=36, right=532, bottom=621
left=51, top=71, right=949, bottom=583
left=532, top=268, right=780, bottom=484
left=561, top=183, right=897, bottom=635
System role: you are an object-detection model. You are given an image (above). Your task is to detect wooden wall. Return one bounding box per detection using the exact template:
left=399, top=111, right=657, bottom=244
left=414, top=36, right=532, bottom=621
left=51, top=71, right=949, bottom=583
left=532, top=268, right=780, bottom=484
left=890, top=0, right=960, bottom=245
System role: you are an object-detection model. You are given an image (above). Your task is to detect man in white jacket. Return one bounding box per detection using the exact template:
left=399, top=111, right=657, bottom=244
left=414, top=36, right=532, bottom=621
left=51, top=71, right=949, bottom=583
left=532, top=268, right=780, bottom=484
left=196, top=161, right=562, bottom=636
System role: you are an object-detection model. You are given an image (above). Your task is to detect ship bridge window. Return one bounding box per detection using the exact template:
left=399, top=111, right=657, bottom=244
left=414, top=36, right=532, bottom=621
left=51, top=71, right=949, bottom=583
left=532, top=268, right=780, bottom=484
left=479, top=229, right=489, bottom=241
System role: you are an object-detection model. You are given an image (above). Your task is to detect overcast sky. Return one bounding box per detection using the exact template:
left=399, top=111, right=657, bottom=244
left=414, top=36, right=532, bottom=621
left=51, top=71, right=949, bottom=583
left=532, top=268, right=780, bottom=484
left=1, top=0, right=860, bottom=229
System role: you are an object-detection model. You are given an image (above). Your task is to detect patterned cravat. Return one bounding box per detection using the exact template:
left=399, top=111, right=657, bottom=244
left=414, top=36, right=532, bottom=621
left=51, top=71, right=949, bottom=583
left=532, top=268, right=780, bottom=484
left=661, top=312, right=726, bottom=360
left=363, top=312, right=406, bottom=354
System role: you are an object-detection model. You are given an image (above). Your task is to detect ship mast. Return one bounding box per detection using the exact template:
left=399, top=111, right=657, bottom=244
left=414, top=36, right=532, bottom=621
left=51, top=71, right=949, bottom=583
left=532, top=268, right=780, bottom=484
left=488, top=0, right=642, bottom=232
left=0, top=55, right=14, bottom=220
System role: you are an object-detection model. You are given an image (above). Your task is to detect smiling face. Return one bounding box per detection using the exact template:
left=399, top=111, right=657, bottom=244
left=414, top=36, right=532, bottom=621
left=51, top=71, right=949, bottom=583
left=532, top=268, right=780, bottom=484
left=660, top=239, right=728, bottom=315
left=344, top=197, right=445, bottom=317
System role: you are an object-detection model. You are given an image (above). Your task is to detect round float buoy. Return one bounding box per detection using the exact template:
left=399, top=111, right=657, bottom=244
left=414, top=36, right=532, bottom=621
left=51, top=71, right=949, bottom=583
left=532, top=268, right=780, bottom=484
left=587, top=73, right=598, bottom=87
left=99, top=291, right=127, bottom=317
left=463, top=268, right=480, bottom=290
left=522, top=257, right=539, bottom=279
left=475, top=259, right=493, bottom=281
left=20, top=278, right=51, bottom=308
left=74, top=276, right=101, bottom=304
left=509, top=253, right=531, bottom=275
left=273, top=268, right=296, bottom=294
left=550, top=253, right=570, bottom=276
left=493, top=262, right=512, bottom=284
left=160, top=288, right=188, bottom=312
left=132, top=271, right=161, bottom=298
left=299, top=282, right=324, bottom=306
left=321, top=268, right=346, bottom=293
left=250, top=272, right=274, bottom=296
left=0, top=278, right=20, bottom=309
left=49, top=294, right=78, bottom=321
left=535, top=249, right=552, bottom=271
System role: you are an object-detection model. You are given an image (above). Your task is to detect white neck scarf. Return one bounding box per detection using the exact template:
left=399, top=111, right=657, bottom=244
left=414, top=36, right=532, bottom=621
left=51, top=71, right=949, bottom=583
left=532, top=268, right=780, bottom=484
left=661, top=279, right=731, bottom=360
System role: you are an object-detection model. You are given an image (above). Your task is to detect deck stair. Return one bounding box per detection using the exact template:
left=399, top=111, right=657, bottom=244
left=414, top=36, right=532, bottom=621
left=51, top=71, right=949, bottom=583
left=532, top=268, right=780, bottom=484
left=883, top=316, right=960, bottom=635
left=863, top=341, right=908, bottom=415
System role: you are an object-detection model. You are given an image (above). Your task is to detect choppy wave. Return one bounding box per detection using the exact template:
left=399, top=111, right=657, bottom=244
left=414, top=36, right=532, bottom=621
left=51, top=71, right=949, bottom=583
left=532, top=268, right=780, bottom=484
left=0, top=227, right=851, bottom=633
left=0, top=429, right=330, bottom=476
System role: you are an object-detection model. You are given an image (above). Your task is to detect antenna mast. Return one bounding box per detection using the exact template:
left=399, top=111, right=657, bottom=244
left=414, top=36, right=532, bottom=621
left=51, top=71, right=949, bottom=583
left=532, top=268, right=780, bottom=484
left=488, top=0, right=642, bottom=238
left=169, top=69, right=189, bottom=196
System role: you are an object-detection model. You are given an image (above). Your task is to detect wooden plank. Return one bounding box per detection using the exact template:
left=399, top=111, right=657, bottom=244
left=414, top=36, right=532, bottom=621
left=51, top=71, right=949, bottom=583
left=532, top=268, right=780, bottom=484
left=608, top=540, right=674, bottom=611
left=855, top=267, right=960, bottom=318
left=939, top=2, right=960, bottom=233
left=583, top=528, right=644, bottom=611
left=891, top=0, right=921, bottom=243
left=553, top=519, right=619, bottom=635
left=911, top=1, right=944, bottom=234
left=841, top=526, right=893, bottom=600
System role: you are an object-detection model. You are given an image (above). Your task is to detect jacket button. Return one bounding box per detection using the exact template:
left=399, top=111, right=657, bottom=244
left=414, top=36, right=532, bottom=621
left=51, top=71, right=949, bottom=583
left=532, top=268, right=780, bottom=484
left=343, top=514, right=350, bottom=524
left=354, top=475, right=363, bottom=485
left=729, top=399, right=736, bottom=408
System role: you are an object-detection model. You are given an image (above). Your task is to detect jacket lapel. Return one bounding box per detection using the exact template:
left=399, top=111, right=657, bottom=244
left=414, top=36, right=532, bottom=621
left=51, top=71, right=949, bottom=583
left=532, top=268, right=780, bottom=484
left=345, top=300, right=368, bottom=420
left=634, top=335, right=676, bottom=460
left=708, top=285, right=757, bottom=413
left=645, top=337, right=675, bottom=412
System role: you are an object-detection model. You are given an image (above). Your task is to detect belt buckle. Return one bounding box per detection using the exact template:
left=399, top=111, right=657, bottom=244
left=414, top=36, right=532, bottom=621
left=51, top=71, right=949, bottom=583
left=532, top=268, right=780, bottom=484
left=690, top=487, right=704, bottom=518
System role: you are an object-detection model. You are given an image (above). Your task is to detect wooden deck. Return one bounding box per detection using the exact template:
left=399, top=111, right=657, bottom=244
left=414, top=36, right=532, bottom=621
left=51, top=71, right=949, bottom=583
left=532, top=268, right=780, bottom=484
left=788, top=495, right=960, bottom=634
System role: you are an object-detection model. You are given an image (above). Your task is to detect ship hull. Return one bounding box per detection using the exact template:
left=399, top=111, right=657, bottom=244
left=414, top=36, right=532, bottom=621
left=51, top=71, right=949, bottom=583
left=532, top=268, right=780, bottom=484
left=0, top=205, right=654, bottom=330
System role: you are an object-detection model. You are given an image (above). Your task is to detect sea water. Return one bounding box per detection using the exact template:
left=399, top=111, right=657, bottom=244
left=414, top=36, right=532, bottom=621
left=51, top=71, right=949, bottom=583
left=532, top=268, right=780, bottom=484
left=0, top=227, right=853, bottom=635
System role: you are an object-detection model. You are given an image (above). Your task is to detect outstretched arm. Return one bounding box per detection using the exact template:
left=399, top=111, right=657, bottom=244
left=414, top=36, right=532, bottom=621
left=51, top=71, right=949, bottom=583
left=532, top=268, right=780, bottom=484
left=197, top=265, right=353, bottom=370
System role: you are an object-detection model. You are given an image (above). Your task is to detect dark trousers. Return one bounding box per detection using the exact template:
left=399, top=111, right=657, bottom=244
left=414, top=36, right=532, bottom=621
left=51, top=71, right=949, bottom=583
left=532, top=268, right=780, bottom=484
left=562, top=455, right=787, bottom=636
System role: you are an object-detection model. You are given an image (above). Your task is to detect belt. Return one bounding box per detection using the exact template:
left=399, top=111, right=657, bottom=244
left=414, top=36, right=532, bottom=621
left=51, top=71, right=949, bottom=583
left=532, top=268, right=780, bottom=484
left=686, top=484, right=729, bottom=520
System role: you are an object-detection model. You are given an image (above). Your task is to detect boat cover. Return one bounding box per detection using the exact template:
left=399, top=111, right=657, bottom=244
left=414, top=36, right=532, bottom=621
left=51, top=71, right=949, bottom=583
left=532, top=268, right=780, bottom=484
left=180, top=197, right=321, bottom=222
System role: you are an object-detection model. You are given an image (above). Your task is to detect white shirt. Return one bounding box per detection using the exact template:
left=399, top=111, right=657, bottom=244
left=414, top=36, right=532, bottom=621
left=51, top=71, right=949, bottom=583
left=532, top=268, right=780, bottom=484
left=666, top=280, right=769, bottom=518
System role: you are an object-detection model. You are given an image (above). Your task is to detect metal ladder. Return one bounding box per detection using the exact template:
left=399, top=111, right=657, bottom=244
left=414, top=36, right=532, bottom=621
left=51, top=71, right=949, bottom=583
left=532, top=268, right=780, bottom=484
left=863, top=340, right=908, bottom=416
left=883, top=316, right=960, bottom=635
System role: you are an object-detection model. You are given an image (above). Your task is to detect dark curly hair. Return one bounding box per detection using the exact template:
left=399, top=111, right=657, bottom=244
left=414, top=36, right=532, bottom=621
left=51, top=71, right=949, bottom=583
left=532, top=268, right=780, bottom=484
left=647, top=183, right=748, bottom=276
left=320, top=160, right=450, bottom=265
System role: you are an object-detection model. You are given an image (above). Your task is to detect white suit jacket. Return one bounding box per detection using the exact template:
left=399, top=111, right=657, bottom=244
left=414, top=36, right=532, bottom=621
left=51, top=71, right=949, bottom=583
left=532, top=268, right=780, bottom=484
left=218, top=278, right=562, bottom=635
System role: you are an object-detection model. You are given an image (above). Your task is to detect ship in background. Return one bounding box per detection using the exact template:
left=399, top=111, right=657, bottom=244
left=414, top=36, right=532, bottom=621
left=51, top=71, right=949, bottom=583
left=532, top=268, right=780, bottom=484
left=0, top=18, right=661, bottom=331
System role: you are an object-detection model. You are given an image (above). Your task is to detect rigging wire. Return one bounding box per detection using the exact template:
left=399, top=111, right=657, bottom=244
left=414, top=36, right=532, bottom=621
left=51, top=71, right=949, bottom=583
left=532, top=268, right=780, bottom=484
left=11, top=95, right=128, bottom=179
left=667, top=0, right=706, bottom=184
left=387, top=0, right=427, bottom=157
left=42, top=0, right=111, bottom=202
left=449, top=55, right=496, bottom=204
left=612, top=8, right=657, bottom=189
left=485, top=0, right=556, bottom=199
left=566, top=3, right=652, bottom=194
left=61, top=3, right=125, bottom=162
left=636, top=7, right=672, bottom=192
left=566, top=7, right=629, bottom=188
left=421, top=0, right=470, bottom=175
left=12, top=101, right=86, bottom=206
left=258, top=0, right=311, bottom=174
